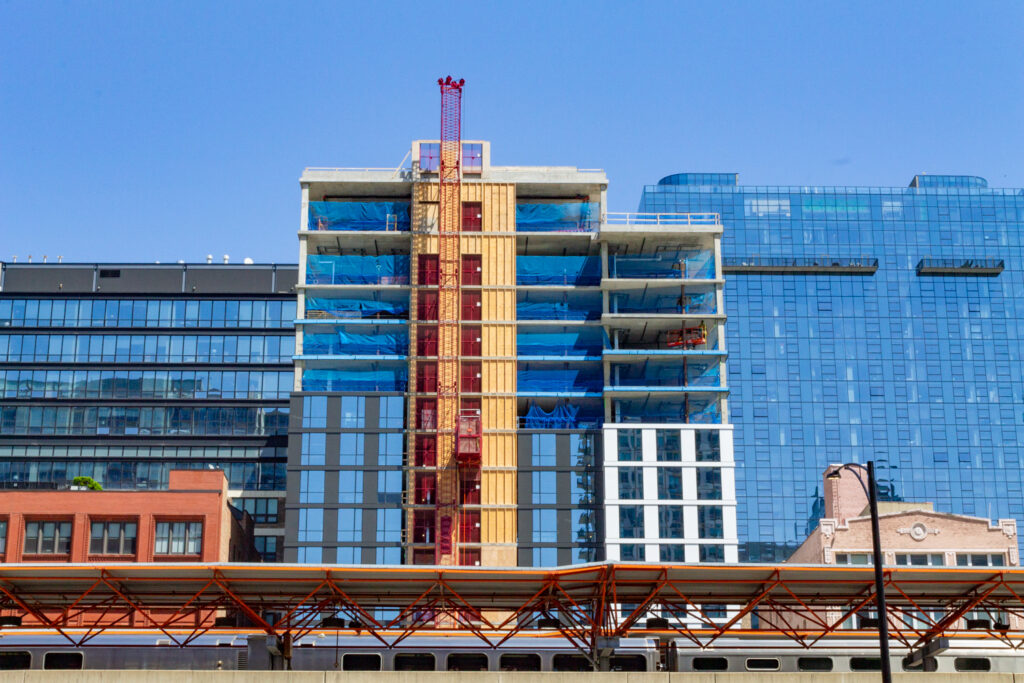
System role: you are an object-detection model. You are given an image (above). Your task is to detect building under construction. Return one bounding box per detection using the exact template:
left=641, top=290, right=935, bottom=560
left=285, top=81, right=734, bottom=566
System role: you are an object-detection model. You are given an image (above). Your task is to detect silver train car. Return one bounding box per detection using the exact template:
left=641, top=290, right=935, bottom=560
left=0, top=633, right=1015, bottom=673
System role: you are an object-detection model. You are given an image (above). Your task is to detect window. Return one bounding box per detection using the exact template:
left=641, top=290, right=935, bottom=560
left=462, top=202, right=482, bottom=231
left=377, top=509, right=402, bottom=543
left=694, top=430, right=720, bottom=462
left=657, top=468, right=682, bottom=499
left=418, top=142, right=440, bottom=172
left=461, top=255, right=482, bottom=285
left=696, top=468, right=722, bottom=500
left=299, top=470, right=325, bottom=504
left=619, top=543, right=644, bottom=561
left=301, top=433, right=325, bottom=466
left=43, top=652, right=82, bottom=670
left=660, top=544, right=685, bottom=562
left=698, top=506, right=724, bottom=539
left=461, top=291, right=481, bottom=320
left=379, top=396, right=404, bottom=428
left=957, top=553, right=1006, bottom=567
left=460, top=361, right=481, bottom=392
left=336, top=546, right=360, bottom=563
left=834, top=552, right=872, bottom=565
left=343, top=653, right=382, bottom=671
left=417, top=254, right=439, bottom=285
left=338, top=433, right=364, bottom=466
left=532, top=433, right=557, bottom=467
left=376, top=547, right=401, bottom=564
left=0, top=520, right=6, bottom=554
left=532, top=471, right=557, bottom=504
left=618, top=468, right=644, bottom=500
left=379, top=432, right=404, bottom=467
left=570, top=433, right=595, bottom=467
left=658, top=506, right=684, bottom=539
left=417, top=292, right=439, bottom=321
left=255, top=537, right=278, bottom=562
left=617, top=430, right=643, bottom=461
left=338, top=471, right=363, bottom=504
left=337, top=509, right=362, bottom=543
left=462, top=144, right=483, bottom=173
left=0, top=652, right=31, bottom=669
left=154, top=521, right=202, bottom=555
left=700, top=544, right=725, bottom=562
left=619, top=505, right=644, bottom=538
left=340, top=396, right=365, bottom=428
left=297, top=546, right=322, bottom=563
left=656, top=430, right=681, bottom=461
left=297, top=509, right=323, bottom=543
left=532, top=547, right=558, bottom=566
left=533, top=509, right=557, bottom=543
left=89, top=521, right=137, bottom=555
left=236, top=498, right=279, bottom=524
left=461, top=325, right=481, bottom=355
left=23, top=521, right=72, bottom=554
left=896, top=553, right=944, bottom=566
left=379, top=470, right=403, bottom=505
left=302, top=396, right=327, bottom=428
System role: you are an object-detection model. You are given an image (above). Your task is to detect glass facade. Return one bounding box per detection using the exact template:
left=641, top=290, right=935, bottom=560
left=641, top=173, right=1024, bottom=561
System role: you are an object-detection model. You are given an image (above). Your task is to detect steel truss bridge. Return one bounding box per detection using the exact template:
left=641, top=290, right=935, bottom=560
left=1, top=562, right=1023, bottom=657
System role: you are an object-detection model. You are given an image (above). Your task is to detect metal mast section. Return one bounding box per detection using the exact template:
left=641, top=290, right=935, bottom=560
left=435, top=76, right=465, bottom=565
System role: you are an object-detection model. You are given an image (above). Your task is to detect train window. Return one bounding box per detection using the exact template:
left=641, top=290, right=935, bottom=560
left=43, top=652, right=83, bottom=670
left=500, top=653, right=541, bottom=671
left=745, top=658, right=780, bottom=671
left=394, top=653, right=435, bottom=671
left=553, top=653, right=591, bottom=671
left=0, top=652, right=31, bottom=670
left=797, top=657, right=833, bottom=672
left=447, top=652, right=488, bottom=671
left=954, top=657, right=992, bottom=672
left=610, top=655, right=647, bottom=672
left=342, top=653, right=381, bottom=671
left=692, top=656, right=728, bottom=671
left=850, top=657, right=882, bottom=671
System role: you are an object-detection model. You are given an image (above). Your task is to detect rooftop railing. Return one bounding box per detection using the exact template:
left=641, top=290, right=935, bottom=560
left=603, top=212, right=720, bottom=226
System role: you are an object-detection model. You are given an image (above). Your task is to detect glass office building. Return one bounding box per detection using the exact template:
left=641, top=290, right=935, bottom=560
left=0, top=262, right=297, bottom=560
left=640, top=173, right=1024, bottom=561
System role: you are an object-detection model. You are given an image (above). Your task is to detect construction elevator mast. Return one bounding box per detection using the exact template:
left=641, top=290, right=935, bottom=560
left=435, top=76, right=465, bottom=565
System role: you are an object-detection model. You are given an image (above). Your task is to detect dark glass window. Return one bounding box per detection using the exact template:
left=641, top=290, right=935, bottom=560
left=619, top=505, right=644, bottom=538
left=617, top=430, right=643, bottom=461
left=89, top=521, right=138, bottom=555
left=23, top=520, right=72, bottom=554
left=618, top=467, right=643, bottom=499
left=698, top=506, right=724, bottom=539
left=656, top=430, right=681, bottom=461
left=658, top=506, right=684, bottom=539
left=154, top=521, right=202, bottom=555
left=696, top=468, right=722, bottom=500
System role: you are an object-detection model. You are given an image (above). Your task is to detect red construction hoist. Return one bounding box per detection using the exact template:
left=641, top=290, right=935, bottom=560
left=434, top=76, right=480, bottom=565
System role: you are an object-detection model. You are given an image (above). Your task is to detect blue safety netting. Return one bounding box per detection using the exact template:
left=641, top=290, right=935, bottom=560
left=522, top=402, right=603, bottom=429
left=305, top=296, right=408, bottom=319
left=610, top=290, right=716, bottom=315
left=516, top=292, right=601, bottom=321
left=518, top=366, right=602, bottom=393
left=306, top=255, right=410, bottom=285
left=610, top=250, right=715, bottom=279
left=302, top=327, right=408, bottom=355
left=517, top=328, right=604, bottom=356
left=308, top=201, right=410, bottom=231
left=516, top=202, right=599, bottom=232
left=301, top=366, right=407, bottom=392
left=516, top=255, right=601, bottom=286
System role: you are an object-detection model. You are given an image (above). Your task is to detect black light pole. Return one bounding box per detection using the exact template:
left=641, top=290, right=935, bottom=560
left=827, top=462, right=892, bottom=683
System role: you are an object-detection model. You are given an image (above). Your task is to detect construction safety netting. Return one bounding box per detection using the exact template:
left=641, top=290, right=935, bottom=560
left=516, top=292, right=602, bottom=320
left=306, top=255, right=410, bottom=285
left=613, top=397, right=721, bottom=424
left=522, top=402, right=603, bottom=428
left=301, top=366, right=407, bottom=392
left=518, top=365, right=603, bottom=393
left=516, top=255, right=601, bottom=286
left=304, top=296, right=408, bottom=319
left=608, top=359, right=721, bottom=387
left=515, top=202, right=599, bottom=232
left=308, top=201, right=410, bottom=231
left=609, top=250, right=715, bottom=279
left=609, top=290, right=716, bottom=315
left=516, top=328, right=604, bottom=356
left=302, top=327, right=408, bottom=356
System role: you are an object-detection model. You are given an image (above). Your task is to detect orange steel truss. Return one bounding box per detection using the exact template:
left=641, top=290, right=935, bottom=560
left=4, top=563, right=1024, bottom=656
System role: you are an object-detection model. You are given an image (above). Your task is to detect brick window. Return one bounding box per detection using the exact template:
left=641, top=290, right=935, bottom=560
left=461, top=254, right=482, bottom=285
left=89, top=520, right=138, bottom=556
left=461, top=291, right=481, bottom=321
left=462, top=203, right=482, bottom=231
left=417, top=254, right=439, bottom=285
left=461, top=361, right=481, bottom=392
left=154, top=521, right=202, bottom=555
left=417, top=291, right=439, bottom=321
left=461, top=326, right=481, bottom=355
left=23, top=520, right=72, bottom=555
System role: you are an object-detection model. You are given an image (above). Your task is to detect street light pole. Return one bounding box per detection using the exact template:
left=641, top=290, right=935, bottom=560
left=827, top=461, right=892, bottom=683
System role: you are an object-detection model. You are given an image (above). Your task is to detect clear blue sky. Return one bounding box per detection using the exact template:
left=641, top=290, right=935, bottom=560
left=2, top=1, right=1022, bottom=264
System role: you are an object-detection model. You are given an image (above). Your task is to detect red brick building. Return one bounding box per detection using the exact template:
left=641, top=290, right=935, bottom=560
left=0, top=470, right=255, bottom=563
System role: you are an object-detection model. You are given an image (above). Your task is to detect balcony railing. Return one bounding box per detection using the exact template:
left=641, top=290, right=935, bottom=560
left=722, top=256, right=878, bottom=275
left=603, top=212, right=720, bottom=226
left=916, top=258, right=1004, bottom=276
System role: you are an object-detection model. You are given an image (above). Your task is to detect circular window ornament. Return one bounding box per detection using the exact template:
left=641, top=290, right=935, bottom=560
left=910, top=522, right=928, bottom=541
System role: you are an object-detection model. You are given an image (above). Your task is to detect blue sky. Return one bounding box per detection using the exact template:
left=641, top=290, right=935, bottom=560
left=1, top=1, right=1022, bottom=264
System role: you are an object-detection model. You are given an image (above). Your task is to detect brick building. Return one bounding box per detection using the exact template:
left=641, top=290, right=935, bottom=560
left=0, top=470, right=255, bottom=563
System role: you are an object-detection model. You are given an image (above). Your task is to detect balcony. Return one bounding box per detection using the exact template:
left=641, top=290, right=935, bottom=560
left=916, top=258, right=1004, bottom=276
left=603, top=212, right=719, bottom=227
left=307, top=201, right=410, bottom=232
left=608, top=286, right=717, bottom=316
left=608, top=250, right=715, bottom=281
left=722, top=256, right=878, bottom=275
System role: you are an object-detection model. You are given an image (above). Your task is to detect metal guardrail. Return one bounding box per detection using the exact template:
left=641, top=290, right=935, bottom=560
left=603, top=212, right=720, bottom=226
left=723, top=256, right=879, bottom=275
left=916, top=258, right=1004, bottom=276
